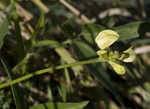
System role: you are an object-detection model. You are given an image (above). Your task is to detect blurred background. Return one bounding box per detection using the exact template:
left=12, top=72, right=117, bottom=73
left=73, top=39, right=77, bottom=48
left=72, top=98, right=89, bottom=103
left=0, top=0, right=150, bottom=109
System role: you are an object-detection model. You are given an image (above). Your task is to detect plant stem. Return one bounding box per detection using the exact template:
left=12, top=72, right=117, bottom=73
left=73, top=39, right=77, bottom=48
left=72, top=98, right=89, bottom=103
left=0, top=58, right=101, bottom=89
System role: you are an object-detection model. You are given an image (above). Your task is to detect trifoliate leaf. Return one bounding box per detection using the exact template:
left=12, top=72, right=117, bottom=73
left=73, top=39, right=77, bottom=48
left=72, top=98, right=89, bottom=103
left=95, top=30, right=119, bottom=49
left=109, top=61, right=126, bottom=75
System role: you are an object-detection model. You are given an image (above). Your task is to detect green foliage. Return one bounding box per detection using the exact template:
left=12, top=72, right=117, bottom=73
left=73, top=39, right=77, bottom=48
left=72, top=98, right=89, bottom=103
left=0, top=0, right=150, bottom=109
left=61, top=19, right=77, bottom=38
left=72, top=41, right=124, bottom=105
left=1, top=59, right=27, bottom=109
left=30, top=101, right=89, bottom=109
left=114, top=21, right=143, bottom=41
left=0, top=18, right=9, bottom=49
left=0, top=0, right=10, bottom=9
left=12, top=53, right=33, bottom=75
left=82, top=24, right=105, bottom=45
left=30, top=13, right=45, bottom=45
left=0, top=91, right=10, bottom=109
left=82, top=22, right=145, bottom=43
left=12, top=7, right=25, bottom=61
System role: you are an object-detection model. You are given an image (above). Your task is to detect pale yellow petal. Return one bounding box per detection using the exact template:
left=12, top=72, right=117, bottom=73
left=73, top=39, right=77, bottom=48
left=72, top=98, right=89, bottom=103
left=122, top=47, right=136, bottom=63
left=109, top=61, right=126, bottom=75
left=95, top=30, right=119, bottom=49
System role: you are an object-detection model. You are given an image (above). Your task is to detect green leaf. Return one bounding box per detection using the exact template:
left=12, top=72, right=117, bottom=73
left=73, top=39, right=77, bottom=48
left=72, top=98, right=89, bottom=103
left=13, top=8, right=25, bottom=61
left=72, top=41, right=124, bottom=105
left=64, top=68, right=72, bottom=91
left=0, top=18, right=9, bottom=49
left=82, top=24, right=105, bottom=45
left=55, top=47, right=83, bottom=73
left=30, top=101, right=89, bottom=109
left=47, top=86, right=53, bottom=101
left=72, top=41, right=110, bottom=82
left=12, top=53, right=33, bottom=75
left=58, top=83, right=67, bottom=102
left=133, top=38, right=150, bottom=45
left=114, top=21, right=142, bottom=41
left=72, top=41, right=97, bottom=59
left=30, top=13, right=45, bottom=45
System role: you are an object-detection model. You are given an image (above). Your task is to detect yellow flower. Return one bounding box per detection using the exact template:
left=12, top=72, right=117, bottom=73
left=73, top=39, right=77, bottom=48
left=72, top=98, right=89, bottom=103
left=122, top=47, right=136, bottom=63
left=96, top=50, right=108, bottom=62
left=109, top=61, right=126, bottom=75
left=95, top=30, right=119, bottom=49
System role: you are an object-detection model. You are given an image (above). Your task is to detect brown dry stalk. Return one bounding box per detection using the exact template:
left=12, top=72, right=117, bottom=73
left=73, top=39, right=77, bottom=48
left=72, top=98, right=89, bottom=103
left=59, top=0, right=92, bottom=23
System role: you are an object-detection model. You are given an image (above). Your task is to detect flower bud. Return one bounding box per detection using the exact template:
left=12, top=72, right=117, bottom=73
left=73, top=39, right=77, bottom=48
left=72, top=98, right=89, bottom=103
left=109, top=61, right=126, bottom=75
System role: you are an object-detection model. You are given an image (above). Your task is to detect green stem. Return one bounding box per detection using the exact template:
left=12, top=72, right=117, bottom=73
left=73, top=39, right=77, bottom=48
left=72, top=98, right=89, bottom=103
left=0, top=58, right=101, bottom=89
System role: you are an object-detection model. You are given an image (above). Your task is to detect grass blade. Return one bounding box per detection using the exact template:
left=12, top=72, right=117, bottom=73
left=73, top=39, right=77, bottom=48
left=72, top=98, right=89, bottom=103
left=12, top=8, right=25, bottom=61
left=30, top=101, right=89, bottom=109
left=0, top=58, right=27, bottom=109
left=0, top=18, right=9, bottom=49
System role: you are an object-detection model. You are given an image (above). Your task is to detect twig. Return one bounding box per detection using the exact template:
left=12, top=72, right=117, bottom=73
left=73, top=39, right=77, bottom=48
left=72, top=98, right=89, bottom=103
left=136, top=0, right=146, bottom=18
left=19, top=83, right=47, bottom=99
left=134, top=45, right=150, bottom=54
left=16, top=3, right=33, bottom=21
left=31, top=0, right=49, bottom=13
left=26, top=23, right=34, bottom=33
left=98, top=8, right=131, bottom=19
left=59, top=0, right=92, bottom=23
left=0, top=76, right=7, bottom=82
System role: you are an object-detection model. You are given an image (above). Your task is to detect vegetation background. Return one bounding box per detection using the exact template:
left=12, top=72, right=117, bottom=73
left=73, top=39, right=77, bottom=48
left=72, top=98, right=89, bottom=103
left=0, top=0, right=150, bottom=109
